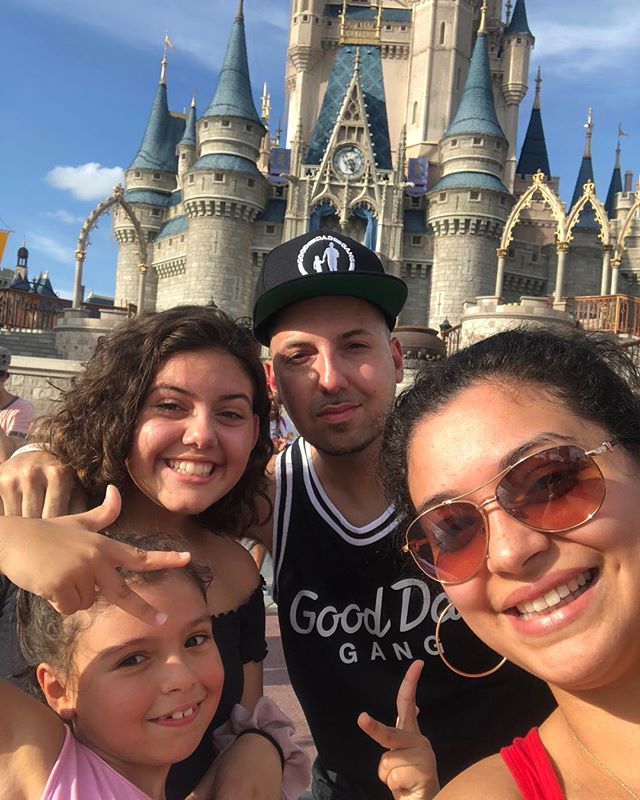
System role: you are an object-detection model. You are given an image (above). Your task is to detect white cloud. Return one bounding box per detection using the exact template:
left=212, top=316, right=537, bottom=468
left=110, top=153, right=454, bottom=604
left=530, top=2, right=640, bottom=75
left=29, top=233, right=74, bottom=265
left=45, top=163, right=125, bottom=201
left=44, top=209, right=85, bottom=225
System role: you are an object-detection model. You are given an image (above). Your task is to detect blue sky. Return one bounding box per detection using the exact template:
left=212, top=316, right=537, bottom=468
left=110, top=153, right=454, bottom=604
left=2, top=0, right=638, bottom=299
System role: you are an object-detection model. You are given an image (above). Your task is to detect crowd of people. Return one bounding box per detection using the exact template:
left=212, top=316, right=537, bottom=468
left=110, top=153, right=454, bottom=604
left=0, top=230, right=637, bottom=800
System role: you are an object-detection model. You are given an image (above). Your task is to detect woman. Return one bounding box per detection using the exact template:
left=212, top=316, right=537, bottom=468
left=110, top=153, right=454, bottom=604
left=0, top=306, right=288, bottom=799
left=376, top=327, right=640, bottom=799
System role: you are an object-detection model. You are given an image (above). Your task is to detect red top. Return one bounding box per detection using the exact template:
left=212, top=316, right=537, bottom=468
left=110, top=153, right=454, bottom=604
left=500, top=728, right=565, bottom=800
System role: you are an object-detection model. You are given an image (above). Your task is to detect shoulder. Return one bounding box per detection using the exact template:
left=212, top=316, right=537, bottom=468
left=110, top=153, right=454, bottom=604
left=205, top=534, right=262, bottom=615
left=436, top=754, right=520, bottom=800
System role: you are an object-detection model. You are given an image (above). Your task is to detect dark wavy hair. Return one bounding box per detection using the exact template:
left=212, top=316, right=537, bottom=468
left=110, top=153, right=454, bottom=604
left=16, top=530, right=212, bottom=702
left=33, top=306, right=272, bottom=533
left=382, top=327, right=640, bottom=530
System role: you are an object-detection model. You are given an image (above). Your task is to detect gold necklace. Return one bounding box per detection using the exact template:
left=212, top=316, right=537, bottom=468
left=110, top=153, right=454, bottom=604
left=568, top=725, right=640, bottom=799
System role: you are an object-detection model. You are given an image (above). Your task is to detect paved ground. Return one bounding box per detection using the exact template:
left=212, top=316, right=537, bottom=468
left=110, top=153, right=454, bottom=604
left=263, top=603, right=317, bottom=767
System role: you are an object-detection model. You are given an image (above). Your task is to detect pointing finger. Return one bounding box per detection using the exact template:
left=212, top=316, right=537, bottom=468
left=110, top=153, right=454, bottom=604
left=358, top=712, right=423, bottom=751
left=106, top=538, right=192, bottom=573
left=94, top=563, right=170, bottom=627
left=396, top=660, right=423, bottom=732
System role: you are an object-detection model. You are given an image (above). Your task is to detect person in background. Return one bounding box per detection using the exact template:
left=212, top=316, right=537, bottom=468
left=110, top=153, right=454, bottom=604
left=0, top=345, right=35, bottom=462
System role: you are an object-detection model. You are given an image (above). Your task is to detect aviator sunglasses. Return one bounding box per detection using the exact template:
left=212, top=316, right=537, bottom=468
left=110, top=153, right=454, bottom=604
left=404, top=441, right=616, bottom=585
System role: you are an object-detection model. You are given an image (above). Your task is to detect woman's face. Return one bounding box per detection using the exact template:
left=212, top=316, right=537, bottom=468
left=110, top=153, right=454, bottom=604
left=406, top=381, right=640, bottom=692
left=127, top=348, right=259, bottom=518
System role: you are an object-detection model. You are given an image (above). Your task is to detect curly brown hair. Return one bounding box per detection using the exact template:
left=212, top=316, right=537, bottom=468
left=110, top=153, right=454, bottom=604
left=34, top=306, right=273, bottom=533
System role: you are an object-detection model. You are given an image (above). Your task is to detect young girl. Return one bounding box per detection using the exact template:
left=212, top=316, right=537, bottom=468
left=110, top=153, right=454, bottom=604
left=0, top=525, right=225, bottom=799
left=363, top=328, right=640, bottom=799
left=0, top=307, right=287, bottom=799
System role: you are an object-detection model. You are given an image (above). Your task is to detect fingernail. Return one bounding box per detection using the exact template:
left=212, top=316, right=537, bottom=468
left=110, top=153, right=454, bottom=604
left=178, top=551, right=191, bottom=559
left=155, top=612, right=168, bottom=626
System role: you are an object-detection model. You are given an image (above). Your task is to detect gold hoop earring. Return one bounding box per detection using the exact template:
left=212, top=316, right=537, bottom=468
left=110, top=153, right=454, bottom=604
left=435, top=601, right=507, bottom=679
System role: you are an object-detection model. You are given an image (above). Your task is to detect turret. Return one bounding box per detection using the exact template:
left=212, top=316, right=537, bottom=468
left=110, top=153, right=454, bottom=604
left=604, top=132, right=623, bottom=219
left=180, top=0, right=268, bottom=317
left=569, top=108, right=598, bottom=230
left=427, top=2, right=512, bottom=325
left=176, top=95, right=197, bottom=183
left=515, top=67, right=551, bottom=179
left=284, top=0, right=324, bottom=146
left=502, top=0, right=535, bottom=189
left=11, top=246, right=30, bottom=289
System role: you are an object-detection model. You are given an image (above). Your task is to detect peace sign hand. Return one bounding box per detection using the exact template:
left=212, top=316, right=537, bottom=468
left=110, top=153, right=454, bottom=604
left=0, top=485, right=191, bottom=626
left=358, top=661, right=439, bottom=800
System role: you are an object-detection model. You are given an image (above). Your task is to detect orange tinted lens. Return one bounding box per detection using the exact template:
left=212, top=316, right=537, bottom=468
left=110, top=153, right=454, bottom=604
left=408, top=502, right=487, bottom=583
left=497, top=445, right=605, bottom=531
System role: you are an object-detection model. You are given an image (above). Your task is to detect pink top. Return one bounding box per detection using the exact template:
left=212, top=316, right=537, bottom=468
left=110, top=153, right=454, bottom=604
left=500, top=728, right=565, bottom=800
left=42, top=726, right=151, bottom=800
left=0, top=396, right=35, bottom=437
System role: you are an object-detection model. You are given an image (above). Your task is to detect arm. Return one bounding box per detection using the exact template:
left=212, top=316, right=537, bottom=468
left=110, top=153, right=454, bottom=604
left=0, top=675, right=65, bottom=799
left=0, top=486, right=191, bottom=625
left=0, top=448, right=87, bottom=518
left=359, top=661, right=439, bottom=800
left=0, top=428, right=19, bottom=462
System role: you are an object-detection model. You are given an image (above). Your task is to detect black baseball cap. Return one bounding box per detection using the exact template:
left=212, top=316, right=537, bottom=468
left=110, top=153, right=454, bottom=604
left=252, top=231, right=408, bottom=345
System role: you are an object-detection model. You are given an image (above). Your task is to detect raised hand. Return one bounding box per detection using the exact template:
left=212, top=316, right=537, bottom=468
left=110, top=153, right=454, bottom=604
left=0, top=485, right=191, bottom=625
left=358, top=661, right=439, bottom=800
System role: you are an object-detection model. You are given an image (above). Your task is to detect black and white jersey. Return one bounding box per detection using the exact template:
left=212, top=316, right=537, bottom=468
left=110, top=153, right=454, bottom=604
left=273, top=438, right=555, bottom=799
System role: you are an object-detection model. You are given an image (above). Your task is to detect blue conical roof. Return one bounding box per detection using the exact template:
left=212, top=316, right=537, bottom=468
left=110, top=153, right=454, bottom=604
left=10, top=273, right=31, bottom=292
left=130, top=82, right=185, bottom=172
left=202, top=7, right=261, bottom=124
left=605, top=149, right=623, bottom=217
left=33, top=273, right=57, bottom=298
left=179, top=100, right=197, bottom=147
left=443, top=32, right=505, bottom=139
left=516, top=106, right=550, bottom=177
left=570, top=156, right=599, bottom=229
left=505, top=0, right=533, bottom=37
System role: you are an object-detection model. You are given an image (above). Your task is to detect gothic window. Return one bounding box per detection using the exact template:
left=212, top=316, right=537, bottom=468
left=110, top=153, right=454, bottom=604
left=472, top=137, right=483, bottom=145
left=410, top=196, right=421, bottom=208
left=265, top=224, right=276, bottom=235
left=203, top=121, right=208, bottom=129
left=499, top=196, right=507, bottom=206
left=248, top=178, right=256, bottom=188
left=134, top=171, right=141, bottom=178
left=221, top=120, right=231, bottom=128
left=469, top=191, right=481, bottom=201
left=412, top=235, right=422, bottom=245
left=151, top=208, right=160, bottom=216
left=213, top=172, right=224, bottom=183
left=153, top=173, right=161, bottom=180
left=412, top=101, right=418, bottom=126
left=189, top=175, right=195, bottom=184
left=439, top=22, right=446, bottom=45
left=450, top=139, right=458, bottom=148
left=439, top=192, right=447, bottom=201
left=246, top=124, right=253, bottom=132
left=456, top=67, right=461, bottom=91
left=274, top=186, right=285, bottom=198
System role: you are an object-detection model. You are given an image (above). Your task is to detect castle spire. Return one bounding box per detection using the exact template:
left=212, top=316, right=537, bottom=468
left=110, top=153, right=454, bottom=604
left=441, top=4, right=505, bottom=140
left=516, top=67, right=550, bottom=178
left=129, top=76, right=182, bottom=172
left=478, top=1, right=487, bottom=35
left=178, top=94, right=197, bottom=147
left=203, top=3, right=262, bottom=124
left=504, top=0, right=532, bottom=37
left=604, top=127, right=624, bottom=217
left=570, top=109, right=597, bottom=229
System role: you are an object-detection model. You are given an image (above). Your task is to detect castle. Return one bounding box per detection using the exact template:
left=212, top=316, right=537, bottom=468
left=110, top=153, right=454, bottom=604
left=109, top=0, right=640, bottom=330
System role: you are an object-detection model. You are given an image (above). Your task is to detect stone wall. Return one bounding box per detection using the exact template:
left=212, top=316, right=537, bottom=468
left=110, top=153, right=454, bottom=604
left=8, top=355, right=83, bottom=419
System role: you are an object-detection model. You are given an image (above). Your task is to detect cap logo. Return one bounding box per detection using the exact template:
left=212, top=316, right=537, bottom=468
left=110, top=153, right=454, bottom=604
left=297, top=235, right=356, bottom=277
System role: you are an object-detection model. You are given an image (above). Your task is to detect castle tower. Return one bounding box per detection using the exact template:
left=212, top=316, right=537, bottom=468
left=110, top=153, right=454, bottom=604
left=176, top=96, right=197, bottom=185
left=10, top=246, right=32, bottom=291
left=114, top=47, right=184, bottom=310
left=501, top=0, right=535, bottom=189
left=284, top=0, right=324, bottom=148
left=515, top=67, right=550, bottom=181
left=564, top=109, right=602, bottom=297
left=426, top=3, right=512, bottom=325
left=604, top=135, right=623, bottom=219
left=179, top=0, right=269, bottom=316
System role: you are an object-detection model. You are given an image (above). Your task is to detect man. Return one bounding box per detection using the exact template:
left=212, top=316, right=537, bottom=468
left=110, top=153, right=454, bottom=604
left=0, top=346, right=35, bottom=462
left=0, top=232, right=554, bottom=799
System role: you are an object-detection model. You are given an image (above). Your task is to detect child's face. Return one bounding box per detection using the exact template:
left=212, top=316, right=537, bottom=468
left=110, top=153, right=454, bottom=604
left=126, top=347, right=259, bottom=518
left=52, top=574, right=223, bottom=773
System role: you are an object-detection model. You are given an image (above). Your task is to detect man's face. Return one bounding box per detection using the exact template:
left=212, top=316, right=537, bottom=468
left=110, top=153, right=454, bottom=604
left=266, top=296, right=403, bottom=456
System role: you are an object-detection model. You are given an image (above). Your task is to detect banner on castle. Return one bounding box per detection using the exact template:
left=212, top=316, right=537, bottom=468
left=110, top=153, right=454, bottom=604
left=269, top=148, right=291, bottom=185
left=0, top=230, right=9, bottom=266
left=406, top=157, right=429, bottom=196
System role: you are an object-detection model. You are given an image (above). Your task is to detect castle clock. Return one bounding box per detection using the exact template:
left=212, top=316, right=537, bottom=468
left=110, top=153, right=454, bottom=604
left=332, top=144, right=365, bottom=178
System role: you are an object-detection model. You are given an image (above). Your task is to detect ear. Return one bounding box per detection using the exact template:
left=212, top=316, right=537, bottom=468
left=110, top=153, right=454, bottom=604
left=37, top=662, right=76, bottom=719
left=264, top=359, right=281, bottom=406
left=390, top=336, right=404, bottom=384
